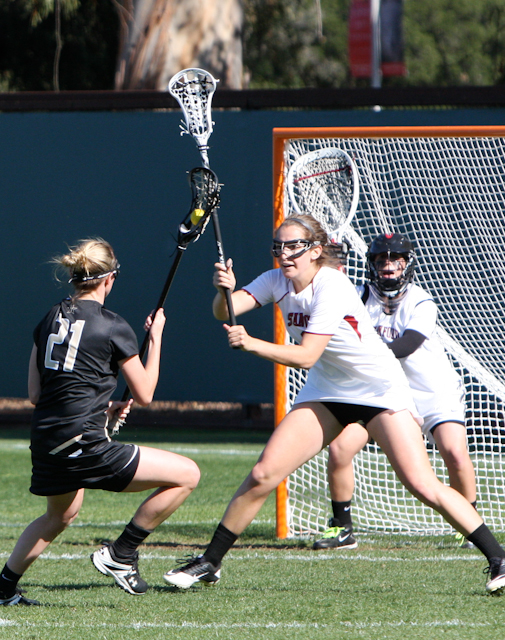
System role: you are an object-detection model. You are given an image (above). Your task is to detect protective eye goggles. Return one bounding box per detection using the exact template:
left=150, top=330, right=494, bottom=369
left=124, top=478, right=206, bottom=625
left=271, top=239, right=320, bottom=259
left=374, top=255, right=406, bottom=271
left=69, top=264, right=120, bottom=283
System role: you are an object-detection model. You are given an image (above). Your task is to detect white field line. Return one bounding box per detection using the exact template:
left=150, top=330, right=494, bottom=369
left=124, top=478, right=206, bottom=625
left=2, top=441, right=502, bottom=467
left=144, top=445, right=264, bottom=456
left=0, top=551, right=483, bottom=562
left=0, top=442, right=264, bottom=456
left=0, top=519, right=275, bottom=527
left=0, top=619, right=493, bottom=630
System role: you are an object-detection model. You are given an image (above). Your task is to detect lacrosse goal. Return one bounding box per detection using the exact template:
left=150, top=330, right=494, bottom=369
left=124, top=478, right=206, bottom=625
left=273, top=126, right=505, bottom=538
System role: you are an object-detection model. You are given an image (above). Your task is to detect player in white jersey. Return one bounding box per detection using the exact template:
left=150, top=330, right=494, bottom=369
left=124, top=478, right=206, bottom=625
left=313, top=233, right=477, bottom=551
left=164, top=216, right=505, bottom=595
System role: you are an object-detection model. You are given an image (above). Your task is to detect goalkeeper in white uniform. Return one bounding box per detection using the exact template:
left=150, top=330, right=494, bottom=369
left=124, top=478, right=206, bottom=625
left=164, top=216, right=505, bottom=595
left=314, top=233, right=477, bottom=551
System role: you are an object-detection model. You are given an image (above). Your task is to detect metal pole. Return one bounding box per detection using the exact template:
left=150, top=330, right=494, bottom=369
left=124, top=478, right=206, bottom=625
left=371, top=0, right=382, bottom=88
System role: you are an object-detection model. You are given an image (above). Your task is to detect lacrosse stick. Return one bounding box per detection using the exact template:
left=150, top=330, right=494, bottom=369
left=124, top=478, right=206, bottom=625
left=211, top=202, right=237, bottom=326
left=111, top=166, right=221, bottom=435
left=168, top=68, right=218, bottom=169
left=287, top=147, right=360, bottom=245
left=168, top=67, right=237, bottom=327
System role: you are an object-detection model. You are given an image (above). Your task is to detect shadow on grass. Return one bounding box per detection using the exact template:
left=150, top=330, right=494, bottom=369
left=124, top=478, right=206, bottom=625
left=89, top=539, right=310, bottom=551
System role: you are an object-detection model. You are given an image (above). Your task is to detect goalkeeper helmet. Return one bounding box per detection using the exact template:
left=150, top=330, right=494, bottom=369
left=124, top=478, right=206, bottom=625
left=367, top=233, right=416, bottom=309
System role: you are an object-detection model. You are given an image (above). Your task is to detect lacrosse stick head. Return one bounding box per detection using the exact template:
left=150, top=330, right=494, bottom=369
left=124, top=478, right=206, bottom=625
left=178, top=167, right=220, bottom=245
left=168, top=68, right=218, bottom=168
left=287, top=147, right=360, bottom=244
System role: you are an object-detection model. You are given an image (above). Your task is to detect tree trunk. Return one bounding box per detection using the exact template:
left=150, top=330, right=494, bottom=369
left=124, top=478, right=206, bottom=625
left=114, top=0, right=243, bottom=90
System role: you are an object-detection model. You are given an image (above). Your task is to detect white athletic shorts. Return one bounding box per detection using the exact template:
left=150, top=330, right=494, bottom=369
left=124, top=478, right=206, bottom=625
left=418, top=382, right=466, bottom=444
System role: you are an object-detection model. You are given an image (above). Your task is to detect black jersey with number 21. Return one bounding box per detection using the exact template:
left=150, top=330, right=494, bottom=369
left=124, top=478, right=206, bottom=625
left=31, top=298, right=138, bottom=455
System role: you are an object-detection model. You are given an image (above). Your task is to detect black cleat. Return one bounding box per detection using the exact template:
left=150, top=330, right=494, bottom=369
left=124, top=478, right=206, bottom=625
left=313, top=520, right=357, bottom=550
left=0, top=591, right=40, bottom=606
left=163, top=555, right=221, bottom=589
left=485, top=557, right=505, bottom=595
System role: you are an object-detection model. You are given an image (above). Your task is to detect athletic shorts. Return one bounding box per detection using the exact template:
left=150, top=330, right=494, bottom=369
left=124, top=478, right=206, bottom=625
left=416, top=384, right=466, bottom=443
left=321, top=402, right=387, bottom=428
left=30, top=439, right=140, bottom=497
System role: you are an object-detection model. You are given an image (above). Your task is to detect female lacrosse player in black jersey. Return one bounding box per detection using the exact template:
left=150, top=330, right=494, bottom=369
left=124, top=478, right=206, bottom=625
left=164, top=214, right=505, bottom=595
left=0, top=239, right=200, bottom=605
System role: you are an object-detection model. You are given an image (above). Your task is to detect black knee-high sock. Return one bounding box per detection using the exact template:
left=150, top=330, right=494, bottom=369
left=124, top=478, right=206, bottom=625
left=467, top=524, right=505, bottom=561
left=203, top=523, right=238, bottom=567
left=111, top=520, right=153, bottom=560
left=331, top=500, right=353, bottom=528
left=0, top=564, right=22, bottom=598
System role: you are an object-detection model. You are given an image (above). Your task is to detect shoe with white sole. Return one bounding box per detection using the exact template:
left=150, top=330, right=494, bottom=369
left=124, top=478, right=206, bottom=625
left=313, top=520, right=358, bottom=550
left=163, top=555, right=221, bottom=589
left=485, top=557, right=505, bottom=595
left=91, top=545, right=147, bottom=595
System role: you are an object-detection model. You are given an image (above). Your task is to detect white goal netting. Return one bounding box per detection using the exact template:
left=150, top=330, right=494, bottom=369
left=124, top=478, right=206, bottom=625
left=275, top=128, right=505, bottom=536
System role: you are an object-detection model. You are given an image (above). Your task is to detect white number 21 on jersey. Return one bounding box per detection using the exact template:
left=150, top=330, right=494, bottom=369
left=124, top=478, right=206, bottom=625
left=44, top=314, right=86, bottom=372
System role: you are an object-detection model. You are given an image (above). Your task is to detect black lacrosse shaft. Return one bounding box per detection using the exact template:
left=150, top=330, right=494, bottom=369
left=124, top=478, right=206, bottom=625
left=119, top=247, right=185, bottom=403
left=211, top=208, right=237, bottom=327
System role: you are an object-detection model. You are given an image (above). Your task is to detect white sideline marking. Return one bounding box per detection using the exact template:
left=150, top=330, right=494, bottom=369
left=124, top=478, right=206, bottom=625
left=0, top=619, right=492, bottom=630
left=0, top=442, right=264, bottom=456
left=0, top=619, right=16, bottom=627
left=0, top=551, right=482, bottom=562
left=0, top=519, right=275, bottom=528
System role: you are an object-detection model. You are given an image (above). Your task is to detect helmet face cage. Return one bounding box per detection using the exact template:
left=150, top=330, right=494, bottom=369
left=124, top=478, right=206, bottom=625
left=367, top=233, right=416, bottom=303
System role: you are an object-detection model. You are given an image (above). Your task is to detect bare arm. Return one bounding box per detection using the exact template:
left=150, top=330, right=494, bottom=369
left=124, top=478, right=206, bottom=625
left=119, top=308, right=166, bottom=406
left=224, top=325, right=332, bottom=369
left=212, top=260, right=259, bottom=320
left=28, top=345, right=40, bottom=405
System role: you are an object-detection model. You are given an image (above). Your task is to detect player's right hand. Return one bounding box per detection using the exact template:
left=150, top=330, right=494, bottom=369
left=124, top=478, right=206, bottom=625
left=106, top=398, right=133, bottom=423
left=223, top=323, right=251, bottom=351
left=213, top=258, right=236, bottom=292
left=145, top=308, right=166, bottom=339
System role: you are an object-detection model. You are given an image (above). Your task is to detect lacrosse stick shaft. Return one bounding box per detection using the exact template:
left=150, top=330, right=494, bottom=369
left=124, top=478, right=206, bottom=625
left=118, top=247, right=184, bottom=405
left=211, top=210, right=237, bottom=326
left=111, top=247, right=185, bottom=435
left=111, top=246, right=185, bottom=434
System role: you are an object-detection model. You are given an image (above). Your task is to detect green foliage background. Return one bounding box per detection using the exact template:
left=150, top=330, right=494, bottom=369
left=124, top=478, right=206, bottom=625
left=0, top=0, right=118, bottom=91
left=0, top=0, right=504, bottom=91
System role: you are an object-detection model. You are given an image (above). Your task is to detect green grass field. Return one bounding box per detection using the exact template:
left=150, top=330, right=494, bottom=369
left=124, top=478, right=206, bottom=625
left=1, top=425, right=505, bottom=639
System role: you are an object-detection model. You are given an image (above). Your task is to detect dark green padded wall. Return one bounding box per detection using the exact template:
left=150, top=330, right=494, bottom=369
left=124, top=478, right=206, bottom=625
left=1, top=107, right=504, bottom=402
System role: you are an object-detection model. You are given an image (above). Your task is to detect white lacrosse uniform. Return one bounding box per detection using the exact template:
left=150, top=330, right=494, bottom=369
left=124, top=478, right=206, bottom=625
left=357, top=282, right=465, bottom=440
left=243, top=266, right=420, bottom=420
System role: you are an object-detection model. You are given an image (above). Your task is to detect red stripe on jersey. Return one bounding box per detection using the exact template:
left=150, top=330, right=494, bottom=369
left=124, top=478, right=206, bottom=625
left=241, top=288, right=262, bottom=307
left=344, top=315, right=361, bottom=340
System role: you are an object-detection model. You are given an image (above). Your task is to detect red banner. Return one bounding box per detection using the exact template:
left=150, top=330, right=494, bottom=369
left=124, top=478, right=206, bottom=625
left=349, top=0, right=372, bottom=78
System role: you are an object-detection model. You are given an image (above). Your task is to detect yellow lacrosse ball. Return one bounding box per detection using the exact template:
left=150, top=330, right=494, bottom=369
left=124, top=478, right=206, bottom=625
left=190, top=208, right=205, bottom=225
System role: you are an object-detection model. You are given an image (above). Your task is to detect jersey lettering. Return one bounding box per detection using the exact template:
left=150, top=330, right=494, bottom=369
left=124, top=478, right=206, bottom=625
left=64, top=320, right=86, bottom=371
left=287, top=312, right=310, bottom=328
left=375, top=325, right=400, bottom=342
left=44, top=314, right=86, bottom=372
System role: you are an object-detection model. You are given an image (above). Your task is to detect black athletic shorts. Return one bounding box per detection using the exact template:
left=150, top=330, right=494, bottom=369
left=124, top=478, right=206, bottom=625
left=30, top=439, right=141, bottom=497
left=322, top=402, right=387, bottom=428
